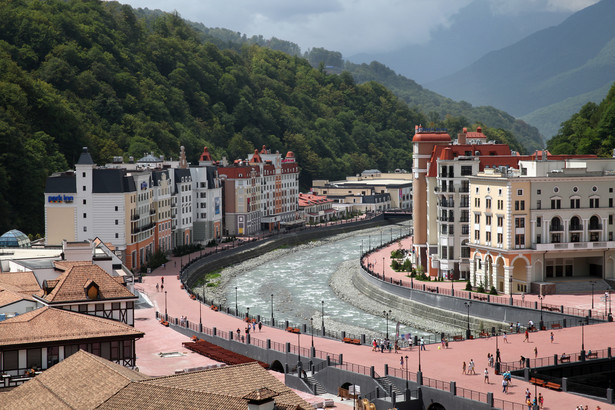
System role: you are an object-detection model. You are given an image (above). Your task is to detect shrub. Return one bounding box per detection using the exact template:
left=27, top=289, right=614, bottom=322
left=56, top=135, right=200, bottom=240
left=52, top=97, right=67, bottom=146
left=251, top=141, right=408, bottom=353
left=477, top=282, right=486, bottom=293
left=465, top=281, right=473, bottom=291
left=489, top=286, right=498, bottom=295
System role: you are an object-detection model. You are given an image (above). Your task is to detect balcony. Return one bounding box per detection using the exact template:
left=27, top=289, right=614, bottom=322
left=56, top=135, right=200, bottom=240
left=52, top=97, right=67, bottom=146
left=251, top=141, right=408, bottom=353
left=549, top=225, right=564, bottom=232
left=131, top=214, right=140, bottom=221
left=589, top=224, right=603, bottom=231
left=535, top=241, right=613, bottom=251
left=569, top=224, right=582, bottom=232
left=459, top=186, right=470, bottom=193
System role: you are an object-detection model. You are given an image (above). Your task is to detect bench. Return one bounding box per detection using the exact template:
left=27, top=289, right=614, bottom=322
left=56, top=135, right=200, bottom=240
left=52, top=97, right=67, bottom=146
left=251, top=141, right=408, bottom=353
left=587, top=352, right=598, bottom=359
left=342, top=337, right=361, bottom=345
left=286, top=327, right=301, bottom=334
left=210, top=305, right=219, bottom=311
left=545, top=382, right=561, bottom=391
left=452, top=335, right=464, bottom=341
left=560, top=355, right=570, bottom=363
left=551, top=323, right=562, bottom=329
left=479, top=332, right=489, bottom=338
left=530, top=378, right=545, bottom=387
left=160, top=320, right=169, bottom=327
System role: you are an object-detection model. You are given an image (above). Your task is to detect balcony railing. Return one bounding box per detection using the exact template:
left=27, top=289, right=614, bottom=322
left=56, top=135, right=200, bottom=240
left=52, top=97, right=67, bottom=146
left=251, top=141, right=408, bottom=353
left=549, top=225, right=563, bottom=232
left=569, top=225, right=582, bottom=231
left=535, top=241, right=614, bottom=251
left=131, top=214, right=140, bottom=221
left=589, top=224, right=603, bottom=230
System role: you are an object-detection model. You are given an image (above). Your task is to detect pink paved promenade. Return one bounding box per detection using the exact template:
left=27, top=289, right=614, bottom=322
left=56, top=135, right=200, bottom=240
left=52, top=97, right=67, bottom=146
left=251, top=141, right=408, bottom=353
left=134, top=240, right=614, bottom=410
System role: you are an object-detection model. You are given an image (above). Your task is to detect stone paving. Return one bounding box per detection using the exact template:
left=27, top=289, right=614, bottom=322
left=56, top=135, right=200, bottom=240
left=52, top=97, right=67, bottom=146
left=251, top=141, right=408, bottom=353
left=134, top=235, right=614, bottom=410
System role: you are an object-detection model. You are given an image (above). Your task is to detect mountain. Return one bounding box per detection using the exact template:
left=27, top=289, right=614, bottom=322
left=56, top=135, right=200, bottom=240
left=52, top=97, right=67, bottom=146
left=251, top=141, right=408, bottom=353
left=427, top=0, right=615, bottom=139
left=547, top=82, right=615, bottom=157
left=349, top=0, right=573, bottom=84
left=0, top=0, right=428, bottom=235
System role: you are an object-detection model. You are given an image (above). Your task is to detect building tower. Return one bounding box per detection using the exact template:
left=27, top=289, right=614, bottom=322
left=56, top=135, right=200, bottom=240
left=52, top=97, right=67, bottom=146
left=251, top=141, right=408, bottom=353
left=412, top=126, right=451, bottom=270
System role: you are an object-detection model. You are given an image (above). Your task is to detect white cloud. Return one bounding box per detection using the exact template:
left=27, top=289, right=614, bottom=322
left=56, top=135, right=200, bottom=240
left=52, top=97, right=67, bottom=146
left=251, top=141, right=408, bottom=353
left=488, top=0, right=599, bottom=15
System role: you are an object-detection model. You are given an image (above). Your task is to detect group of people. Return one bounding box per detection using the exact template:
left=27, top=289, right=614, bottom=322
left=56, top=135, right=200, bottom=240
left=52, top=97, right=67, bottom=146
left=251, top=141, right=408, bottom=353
left=523, top=387, right=544, bottom=409
left=461, top=359, right=476, bottom=375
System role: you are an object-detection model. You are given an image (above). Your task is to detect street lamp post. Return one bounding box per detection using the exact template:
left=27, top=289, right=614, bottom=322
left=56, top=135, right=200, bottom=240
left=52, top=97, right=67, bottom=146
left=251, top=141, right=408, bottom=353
left=321, top=300, right=325, bottom=335
left=418, top=339, right=422, bottom=373
left=271, top=294, right=274, bottom=325
left=538, top=294, right=544, bottom=330
left=381, top=229, right=383, bottom=246
left=382, top=257, right=385, bottom=279
left=235, top=286, right=238, bottom=316
left=310, top=317, right=314, bottom=348
left=246, top=307, right=250, bottom=323
left=297, top=329, right=302, bottom=370
left=464, top=301, right=472, bottom=339
left=164, top=290, right=168, bottom=321
left=405, top=355, right=409, bottom=384
left=383, top=310, right=391, bottom=339
left=580, top=320, right=585, bottom=353
left=591, top=281, right=596, bottom=309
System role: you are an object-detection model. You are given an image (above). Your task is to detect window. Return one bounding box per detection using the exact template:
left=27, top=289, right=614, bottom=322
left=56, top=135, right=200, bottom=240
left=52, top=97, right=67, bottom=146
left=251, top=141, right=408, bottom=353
left=461, top=166, right=472, bottom=176
left=486, top=232, right=492, bottom=242
left=486, top=215, right=492, bottom=225
left=83, top=213, right=87, bottom=218
left=497, top=216, right=503, bottom=227
left=115, top=219, right=118, bottom=225
left=83, top=226, right=87, bottom=232
left=609, top=215, right=613, bottom=225
left=515, top=218, right=525, bottom=228
left=553, top=187, right=559, bottom=193
left=83, top=185, right=86, bottom=191
left=474, top=214, right=481, bottom=224
left=551, top=199, right=561, bottom=209
left=497, top=233, right=503, bottom=243
left=115, top=233, right=119, bottom=239
left=83, top=199, right=86, bottom=205
left=610, top=198, right=613, bottom=208
left=537, top=234, right=541, bottom=243
left=486, top=198, right=492, bottom=209
left=27, top=348, right=42, bottom=369
left=537, top=189, right=541, bottom=195
left=590, top=198, right=600, bottom=208
left=474, top=230, right=480, bottom=240
left=497, top=200, right=503, bottom=210
left=537, top=217, right=541, bottom=227
left=537, top=200, right=541, bottom=210
left=517, top=189, right=523, bottom=195
left=3, top=350, right=18, bottom=371
left=474, top=198, right=480, bottom=207
left=515, top=200, right=525, bottom=210
left=515, top=234, right=525, bottom=247
left=570, top=198, right=580, bottom=208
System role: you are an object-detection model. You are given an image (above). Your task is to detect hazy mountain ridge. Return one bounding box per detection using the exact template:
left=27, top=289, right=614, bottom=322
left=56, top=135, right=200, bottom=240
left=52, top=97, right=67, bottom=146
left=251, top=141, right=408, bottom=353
left=427, top=0, right=615, bottom=139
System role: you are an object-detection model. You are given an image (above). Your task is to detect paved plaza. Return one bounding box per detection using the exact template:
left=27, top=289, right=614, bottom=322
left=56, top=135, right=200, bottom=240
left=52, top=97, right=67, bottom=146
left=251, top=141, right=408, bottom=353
left=134, top=235, right=613, bottom=409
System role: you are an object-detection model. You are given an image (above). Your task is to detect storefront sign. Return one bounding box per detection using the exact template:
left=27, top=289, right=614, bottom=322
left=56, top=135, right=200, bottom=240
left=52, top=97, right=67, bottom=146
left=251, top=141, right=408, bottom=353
left=48, top=195, right=74, bottom=203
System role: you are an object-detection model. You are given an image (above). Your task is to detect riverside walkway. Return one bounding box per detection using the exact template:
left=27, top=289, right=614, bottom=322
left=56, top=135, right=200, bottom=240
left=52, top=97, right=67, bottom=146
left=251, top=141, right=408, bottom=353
left=134, top=238, right=614, bottom=409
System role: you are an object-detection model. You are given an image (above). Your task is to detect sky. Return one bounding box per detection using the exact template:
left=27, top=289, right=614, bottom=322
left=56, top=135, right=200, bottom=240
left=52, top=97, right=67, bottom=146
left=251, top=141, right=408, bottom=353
left=118, top=0, right=599, bottom=57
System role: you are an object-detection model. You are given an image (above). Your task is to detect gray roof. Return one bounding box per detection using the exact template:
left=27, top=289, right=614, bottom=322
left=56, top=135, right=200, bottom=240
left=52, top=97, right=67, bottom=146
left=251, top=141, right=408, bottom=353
left=93, top=169, right=136, bottom=193
left=45, top=175, right=76, bottom=193
left=76, top=147, right=94, bottom=165
left=173, top=168, right=191, bottom=185
left=137, top=153, right=162, bottom=163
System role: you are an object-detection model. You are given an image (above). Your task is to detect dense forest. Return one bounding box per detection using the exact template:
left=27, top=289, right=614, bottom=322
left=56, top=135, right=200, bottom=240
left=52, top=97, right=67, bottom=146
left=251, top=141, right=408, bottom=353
left=0, top=0, right=528, bottom=236
left=155, top=10, right=544, bottom=153
left=547, top=82, right=615, bottom=156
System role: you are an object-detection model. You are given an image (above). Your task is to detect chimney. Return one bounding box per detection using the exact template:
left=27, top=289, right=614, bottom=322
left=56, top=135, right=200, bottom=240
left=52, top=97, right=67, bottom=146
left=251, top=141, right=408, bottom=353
left=244, top=388, right=277, bottom=410
left=458, top=128, right=467, bottom=144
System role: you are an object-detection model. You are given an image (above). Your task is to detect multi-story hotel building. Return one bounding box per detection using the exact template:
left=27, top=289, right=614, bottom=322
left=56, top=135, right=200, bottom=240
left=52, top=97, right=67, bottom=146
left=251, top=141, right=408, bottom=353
left=218, top=147, right=299, bottom=235
left=45, top=147, right=222, bottom=269
left=469, top=157, right=615, bottom=294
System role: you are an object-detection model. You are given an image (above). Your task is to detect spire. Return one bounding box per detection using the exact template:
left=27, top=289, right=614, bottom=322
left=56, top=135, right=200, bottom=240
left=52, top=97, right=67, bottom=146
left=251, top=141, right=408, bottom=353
left=179, top=146, right=188, bottom=169
left=76, top=147, right=94, bottom=165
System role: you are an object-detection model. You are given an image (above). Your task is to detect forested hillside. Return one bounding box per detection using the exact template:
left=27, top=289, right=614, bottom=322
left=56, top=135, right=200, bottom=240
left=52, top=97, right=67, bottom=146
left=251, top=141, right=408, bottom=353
left=0, top=0, right=530, bottom=237
left=547, top=82, right=615, bottom=156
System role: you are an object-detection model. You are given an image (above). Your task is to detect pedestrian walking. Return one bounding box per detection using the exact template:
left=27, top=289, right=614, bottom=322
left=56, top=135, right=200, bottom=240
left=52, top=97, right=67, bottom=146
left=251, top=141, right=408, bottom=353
left=550, top=331, right=554, bottom=343
left=400, top=355, right=404, bottom=369
left=503, top=332, right=508, bottom=343
left=502, top=378, right=508, bottom=393
left=538, top=393, right=543, bottom=409
left=394, top=339, right=399, bottom=353
left=160, top=283, right=164, bottom=291
left=462, top=361, right=466, bottom=374
left=534, top=346, right=538, bottom=358
left=469, top=359, right=476, bottom=374
left=161, top=276, right=164, bottom=284
left=523, top=329, right=529, bottom=342
left=420, top=337, right=425, bottom=350
left=484, top=368, right=489, bottom=384
left=372, top=339, right=377, bottom=352
left=156, top=283, right=159, bottom=292
left=258, top=321, right=262, bottom=331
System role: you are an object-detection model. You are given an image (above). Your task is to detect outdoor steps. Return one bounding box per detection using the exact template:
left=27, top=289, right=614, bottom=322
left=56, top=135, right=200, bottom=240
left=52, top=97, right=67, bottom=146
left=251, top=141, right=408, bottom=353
left=554, top=279, right=612, bottom=294
left=306, top=376, right=327, bottom=395
left=375, top=376, right=404, bottom=398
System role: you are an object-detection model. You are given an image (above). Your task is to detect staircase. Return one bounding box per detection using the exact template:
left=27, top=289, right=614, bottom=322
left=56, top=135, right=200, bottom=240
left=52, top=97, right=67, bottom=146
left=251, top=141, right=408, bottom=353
left=553, top=278, right=612, bottom=294
left=306, top=375, right=327, bottom=395
left=375, top=376, right=404, bottom=399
